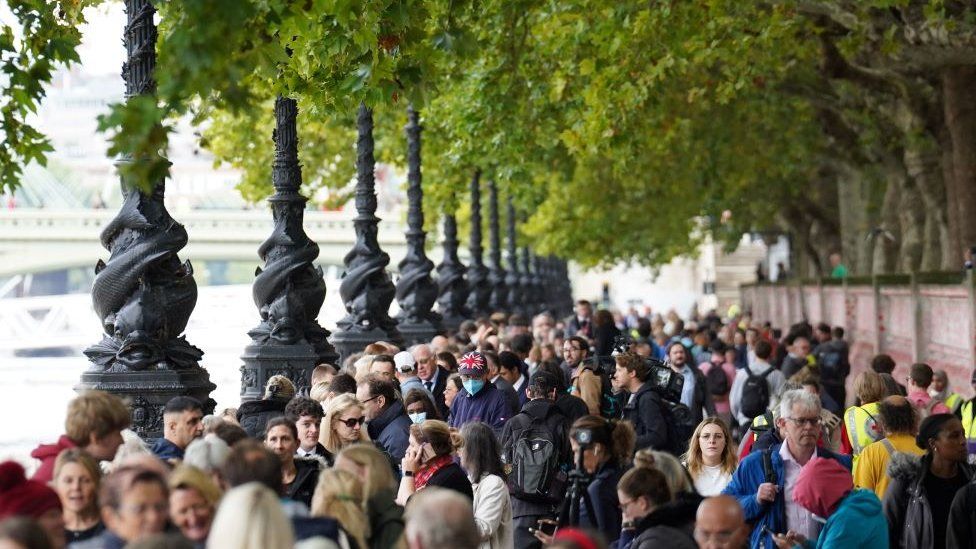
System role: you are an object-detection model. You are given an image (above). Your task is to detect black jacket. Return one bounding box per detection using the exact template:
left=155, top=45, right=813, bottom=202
left=424, top=368, right=450, bottom=420
left=628, top=494, right=700, bottom=549
left=554, top=392, right=589, bottom=427
left=623, top=382, right=669, bottom=451
left=501, top=399, right=571, bottom=517
left=286, top=455, right=327, bottom=509
left=580, top=462, right=624, bottom=543
left=237, top=398, right=288, bottom=439
left=493, top=376, right=522, bottom=417
left=948, top=481, right=976, bottom=549
left=426, top=462, right=473, bottom=500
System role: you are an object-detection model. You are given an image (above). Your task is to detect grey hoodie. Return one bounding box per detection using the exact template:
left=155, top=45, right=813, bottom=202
left=883, top=451, right=973, bottom=549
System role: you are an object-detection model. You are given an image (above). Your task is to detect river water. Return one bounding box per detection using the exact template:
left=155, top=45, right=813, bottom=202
left=0, top=283, right=362, bottom=469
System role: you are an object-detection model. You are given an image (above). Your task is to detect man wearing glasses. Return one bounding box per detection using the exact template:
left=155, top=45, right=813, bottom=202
left=723, top=390, right=852, bottom=549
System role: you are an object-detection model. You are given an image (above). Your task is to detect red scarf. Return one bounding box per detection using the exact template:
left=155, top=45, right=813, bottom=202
left=414, top=454, right=453, bottom=491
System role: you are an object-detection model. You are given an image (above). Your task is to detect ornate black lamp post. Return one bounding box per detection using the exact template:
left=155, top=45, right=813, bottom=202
left=531, top=254, right=545, bottom=315
left=240, top=97, right=338, bottom=401
left=436, top=207, right=469, bottom=332
left=465, top=170, right=491, bottom=317
left=395, top=107, right=442, bottom=344
left=331, top=104, right=403, bottom=362
left=504, top=197, right=522, bottom=315
left=486, top=180, right=508, bottom=314
left=520, top=244, right=536, bottom=317
left=80, top=0, right=214, bottom=439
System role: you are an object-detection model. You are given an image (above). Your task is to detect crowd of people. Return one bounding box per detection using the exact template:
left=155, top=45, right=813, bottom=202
left=2, top=299, right=976, bottom=549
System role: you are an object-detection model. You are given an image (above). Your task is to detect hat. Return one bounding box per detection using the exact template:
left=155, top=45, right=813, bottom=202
left=792, top=456, right=852, bottom=518
left=0, top=461, right=62, bottom=520
left=264, top=375, right=296, bottom=400
left=394, top=351, right=416, bottom=373
left=916, top=413, right=956, bottom=450
left=458, top=352, right=487, bottom=376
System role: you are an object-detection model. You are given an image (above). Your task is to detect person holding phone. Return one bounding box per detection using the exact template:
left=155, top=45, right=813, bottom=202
left=396, top=420, right=472, bottom=505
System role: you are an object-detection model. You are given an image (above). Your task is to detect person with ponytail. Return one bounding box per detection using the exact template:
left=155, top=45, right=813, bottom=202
left=396, top=420, right=472, bottom=505
left=566, top=416, right=636, bottom=544
left=311, top=469, right=370, bottom=549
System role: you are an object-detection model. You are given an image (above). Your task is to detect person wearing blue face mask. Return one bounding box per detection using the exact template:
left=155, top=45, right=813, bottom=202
left=404, top=389, right=442, bottom=425
left=449, top=351, right=512, bottom=434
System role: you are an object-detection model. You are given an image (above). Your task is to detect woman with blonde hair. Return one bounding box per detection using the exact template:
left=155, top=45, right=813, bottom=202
left=396, top=420, right=471, bottom=505
left=53, top=448, right=104, bottom=544
left=311, top=469, right=370, bottom=549
left=207, top=482, right=293, bottom=549
left=841, top=370, right=886, bottom=461
left=319, top=393, right=370, bottom=457
left=681, top=417, right=738, bottom=496
left=168, top=465, right=222, bottom=545
left=335, top=444, right=404, bottom=549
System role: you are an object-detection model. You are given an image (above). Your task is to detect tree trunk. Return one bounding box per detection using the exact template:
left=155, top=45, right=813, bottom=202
left=943, top=65, right=976, bottom=258
left=873, top=178, right=900, bottom=274
left=939, top=124, right=962, bottom=268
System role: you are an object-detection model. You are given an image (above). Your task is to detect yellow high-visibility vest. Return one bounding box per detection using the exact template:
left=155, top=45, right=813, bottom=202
left=963, top=400, right=976, bottom=441
left=944, top=393, right=963, bottom=415
left=845, top=402, right=883, bottom=458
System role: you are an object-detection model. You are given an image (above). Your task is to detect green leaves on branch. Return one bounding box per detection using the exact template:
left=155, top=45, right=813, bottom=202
left=0, top=0, right=86, bottom=194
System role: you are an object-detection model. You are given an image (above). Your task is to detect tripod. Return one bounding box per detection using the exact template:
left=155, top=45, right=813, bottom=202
left=557, top=444, right=597, bottom=528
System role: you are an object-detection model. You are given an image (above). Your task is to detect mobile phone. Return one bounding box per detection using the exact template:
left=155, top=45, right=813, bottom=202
left=420, top=442, right=437, bottom=463
left=535, top=519, right=558, bottom=536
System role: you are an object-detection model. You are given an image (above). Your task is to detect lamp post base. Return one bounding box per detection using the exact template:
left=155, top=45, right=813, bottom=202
left=240, top=342, right=322, bottom=402
left=77, top=366, right=216, bottom=441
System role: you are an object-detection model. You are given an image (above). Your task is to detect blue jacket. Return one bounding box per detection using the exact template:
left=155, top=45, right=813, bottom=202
left=722, top=444, right=851, bottom=549
left=367, top=401, right=411, bottom=463
left=151, top=437, right=184, bottom=462
left=802, top=489, right=888, bottom=549
left=449, top=381, right=510, bottom=432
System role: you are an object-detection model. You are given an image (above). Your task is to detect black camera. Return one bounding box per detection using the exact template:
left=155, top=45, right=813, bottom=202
left=572, top=428, right=593, bottom=447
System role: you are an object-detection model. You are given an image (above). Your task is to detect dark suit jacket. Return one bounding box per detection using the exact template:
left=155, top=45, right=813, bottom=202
left=423, top=368, right=450, bottom=420
left=493, top=376, right=522, bottom=417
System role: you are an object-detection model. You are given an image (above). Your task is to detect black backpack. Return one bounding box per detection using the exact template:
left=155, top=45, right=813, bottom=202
left=740, top=367, right=774, bottom=420
left=504, top=409, right=568, bottom=504
left=660, top=398, right=696, bottom=456
left=706, top=364, right=730, bottom=396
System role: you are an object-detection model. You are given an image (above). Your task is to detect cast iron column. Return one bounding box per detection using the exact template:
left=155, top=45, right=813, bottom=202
left=465, top=170, right=491, bottom=317
left=80, top=0, right=214, bottom=440
left=240, top=96, right=339, bottom=401
left=521, top=245, right=536, bottom=317
left=395, top=106, right=442, bottom=344
left=504, top=197, right=522, bottom=315
left=486, top=180, right=508, bottom=314
left=436, top=208, right=470, bottom=332
left=331, top=104, right=403, bottom=361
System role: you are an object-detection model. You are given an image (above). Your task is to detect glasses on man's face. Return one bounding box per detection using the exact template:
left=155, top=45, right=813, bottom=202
left=337, top=416, right=366, bottom=428
left=361, top=395, right=380, bottom=404
left=785, top=416, right=821, bottom=427
left=563, top=347, right=581, bottom=354
left=417, top=356, right=434, bottom=365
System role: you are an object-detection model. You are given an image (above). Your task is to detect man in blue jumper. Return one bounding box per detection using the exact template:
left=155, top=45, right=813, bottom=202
left=152, top=396, right=204, bottom=465
left=448, top=351, right=510, bottom=432
left=723, top=389, right=852, bottom=548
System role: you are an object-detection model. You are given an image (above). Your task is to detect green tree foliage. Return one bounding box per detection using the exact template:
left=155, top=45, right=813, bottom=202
left=0, top=0, right=90, bottom=193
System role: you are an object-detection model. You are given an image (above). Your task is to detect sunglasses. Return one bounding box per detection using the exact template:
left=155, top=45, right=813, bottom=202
left=337, top=416, right=366, bottom=428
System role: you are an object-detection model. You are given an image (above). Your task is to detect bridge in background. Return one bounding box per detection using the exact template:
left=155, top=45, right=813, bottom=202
left=740, top=272, right=976, bottom=398
left=0, top=208, right=414, bottom=278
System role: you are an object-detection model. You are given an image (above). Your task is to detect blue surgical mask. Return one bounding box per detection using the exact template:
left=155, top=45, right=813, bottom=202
left=408, top=412, right=427, bottom=424
left=463, top=379, right=485, bottom=396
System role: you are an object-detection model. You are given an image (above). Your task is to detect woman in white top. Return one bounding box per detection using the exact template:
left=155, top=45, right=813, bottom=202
left=459, top=422, right=514, bottom=549
left=682, top=417, right=738, bottom=496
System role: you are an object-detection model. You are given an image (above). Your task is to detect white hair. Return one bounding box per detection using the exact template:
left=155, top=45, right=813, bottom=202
left=110, top=429, right=150, bottom=469
left=207, top=483, right=294, bottom=549
left=183, top=434, right=230, bottom=473
left=404, top=488, right=479, bottom=549
left=779, top=389, right=821, bottom=418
